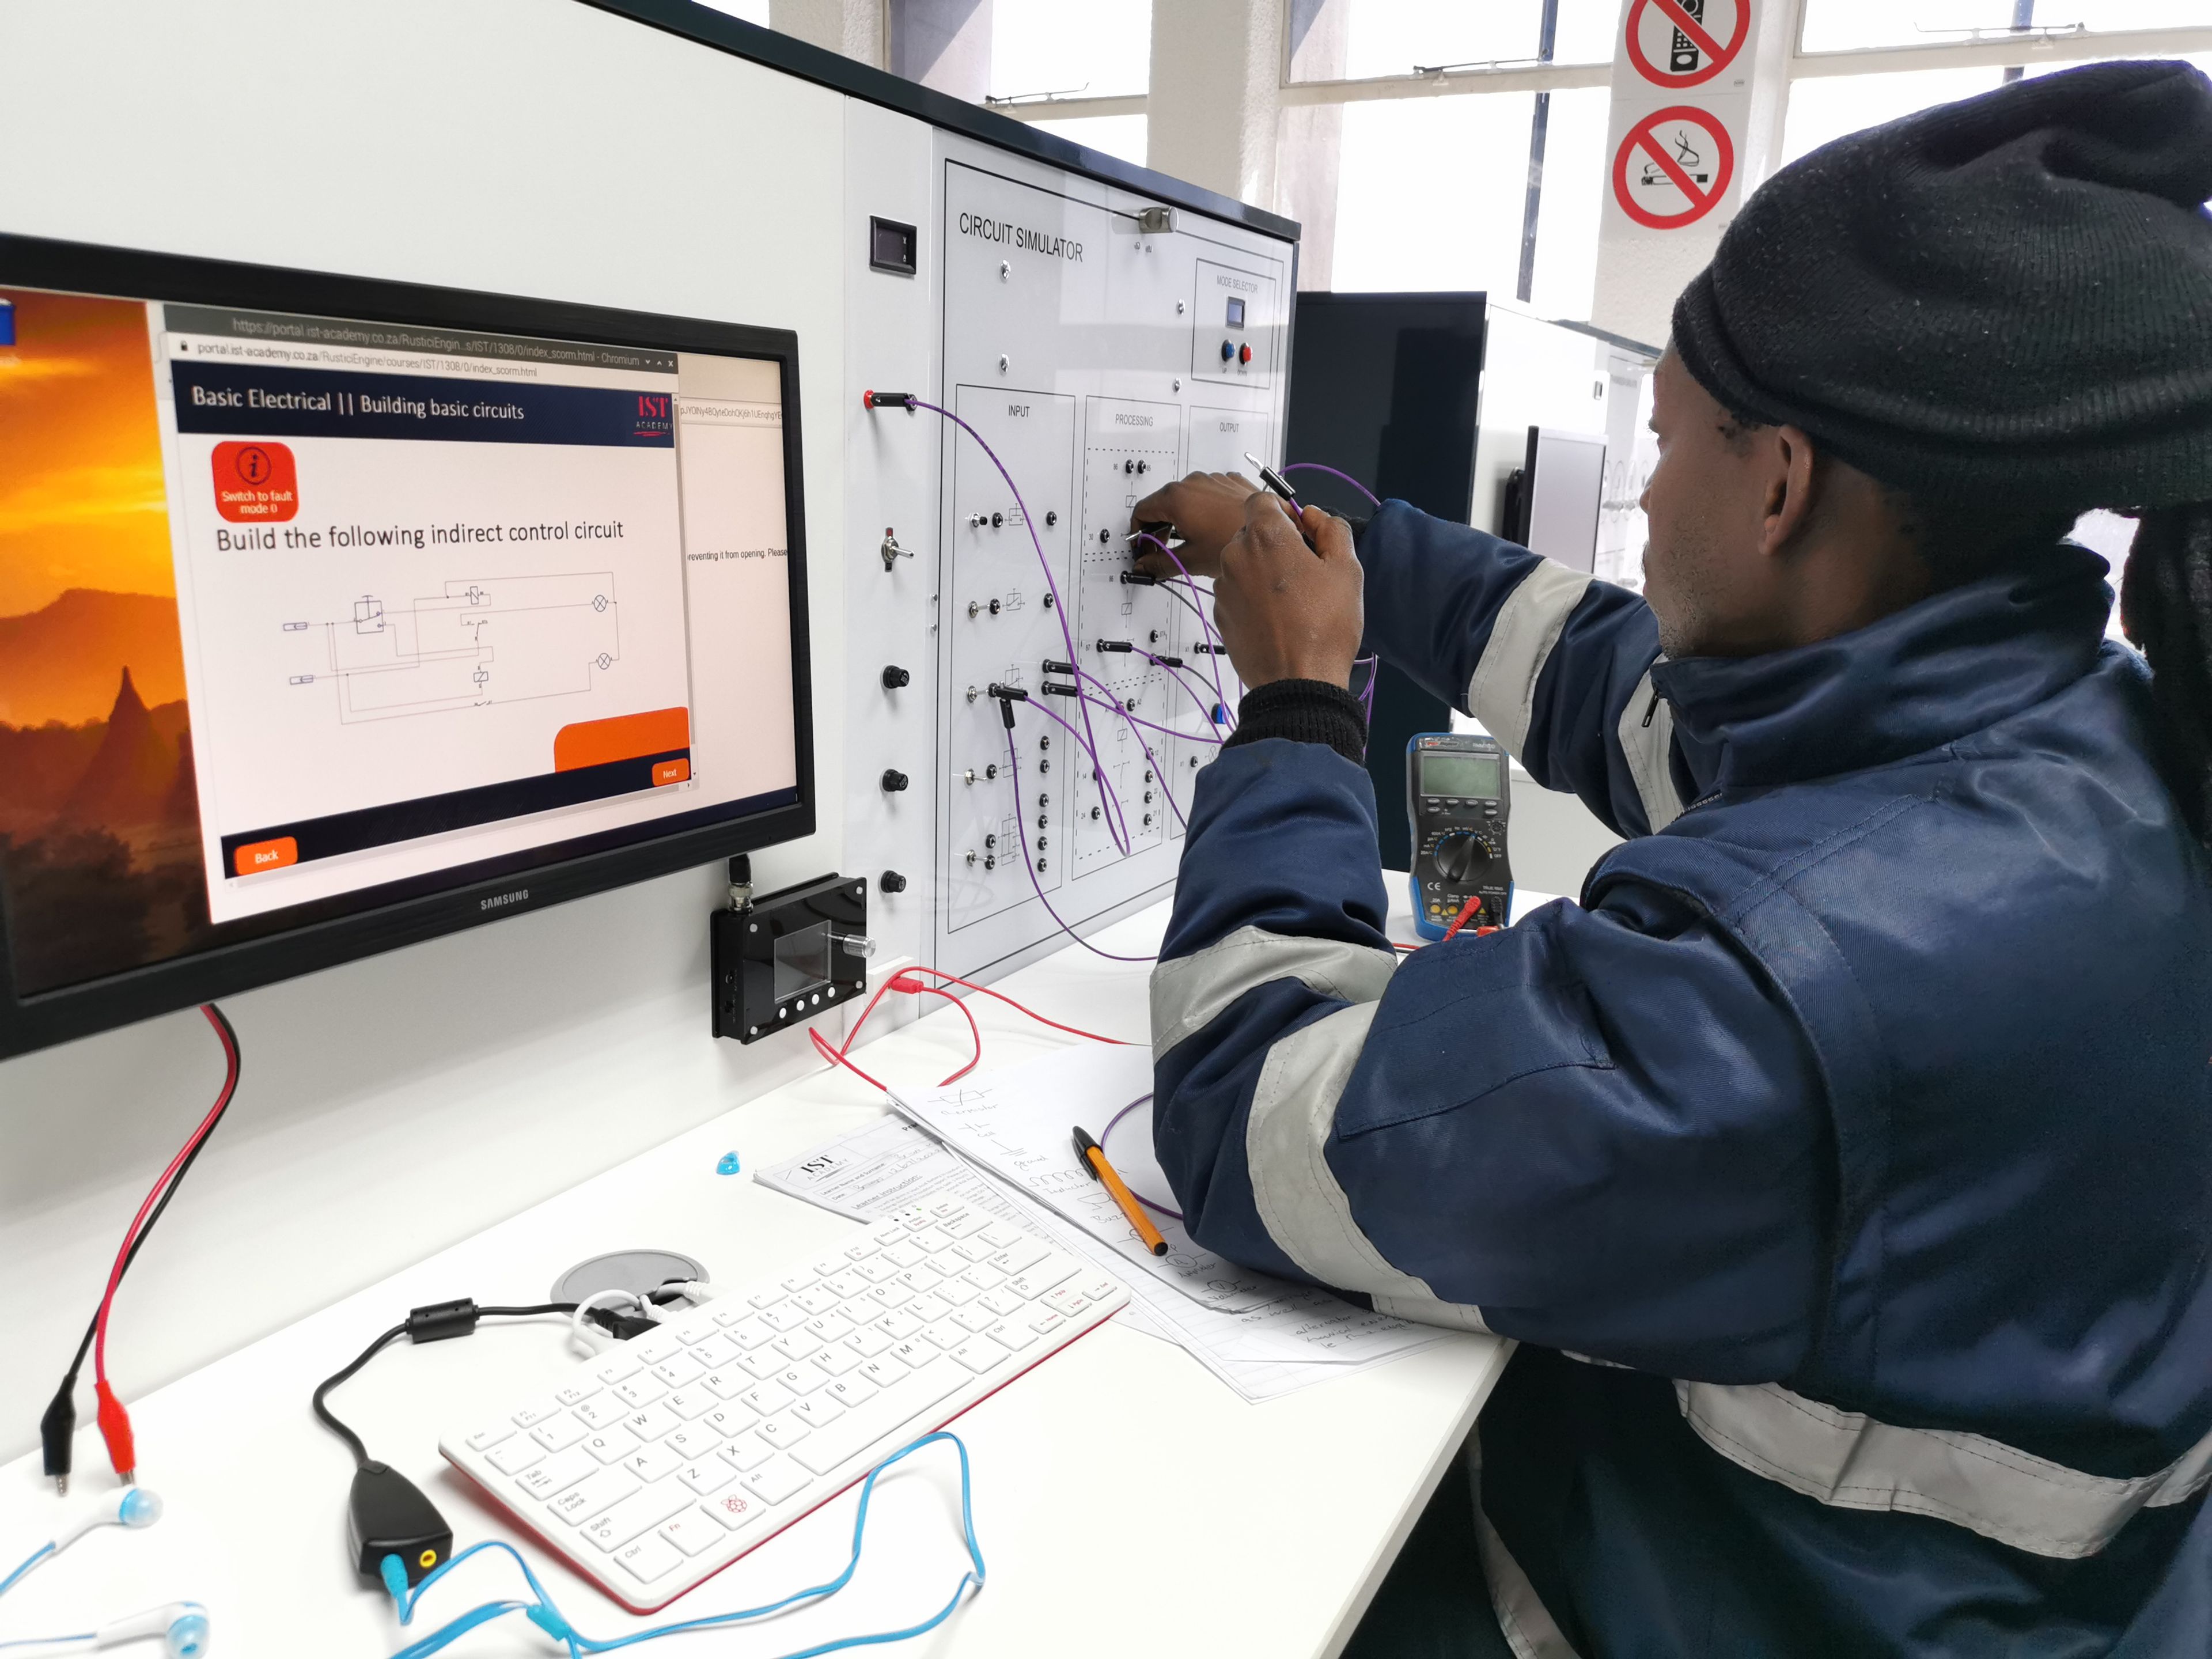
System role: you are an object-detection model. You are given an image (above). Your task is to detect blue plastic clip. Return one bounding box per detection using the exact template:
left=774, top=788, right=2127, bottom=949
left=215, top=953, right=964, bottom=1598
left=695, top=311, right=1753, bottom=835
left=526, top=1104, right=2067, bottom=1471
left=715, top=1152, right=741, bottom=1176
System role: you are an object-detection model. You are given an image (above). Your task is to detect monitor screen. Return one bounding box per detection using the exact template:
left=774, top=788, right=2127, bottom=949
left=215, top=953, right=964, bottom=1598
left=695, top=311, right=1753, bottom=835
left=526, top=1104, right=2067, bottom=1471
left=1419, top=752, right=1502, bottom=801
left=0, top=237, right=810, bottom=1054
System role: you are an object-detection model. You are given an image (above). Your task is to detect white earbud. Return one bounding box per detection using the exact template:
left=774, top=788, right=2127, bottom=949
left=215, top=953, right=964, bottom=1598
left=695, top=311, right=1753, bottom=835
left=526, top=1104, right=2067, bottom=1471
left=55, top=1486, right=163, bottom=1553
left=92, top=1602, right=210, bottom=1657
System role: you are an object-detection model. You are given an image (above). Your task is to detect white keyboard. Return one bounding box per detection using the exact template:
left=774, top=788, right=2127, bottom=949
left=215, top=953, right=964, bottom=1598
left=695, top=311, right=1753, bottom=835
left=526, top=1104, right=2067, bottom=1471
left=441, top=1199, right=1128, bottom=1612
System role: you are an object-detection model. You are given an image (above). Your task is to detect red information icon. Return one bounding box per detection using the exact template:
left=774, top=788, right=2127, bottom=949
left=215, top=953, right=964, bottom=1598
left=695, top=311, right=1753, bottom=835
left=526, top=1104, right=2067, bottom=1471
left=1624, top=0, right=1748, bottom=90
left=1612, top=106, right=1736, bottom=230
left=211, top=440, right=299, bottom=522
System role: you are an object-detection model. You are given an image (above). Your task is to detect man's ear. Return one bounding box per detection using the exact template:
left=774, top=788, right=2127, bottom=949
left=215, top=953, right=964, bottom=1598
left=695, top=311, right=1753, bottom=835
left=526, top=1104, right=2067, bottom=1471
left=1757, top=425, right=1824, bottom=558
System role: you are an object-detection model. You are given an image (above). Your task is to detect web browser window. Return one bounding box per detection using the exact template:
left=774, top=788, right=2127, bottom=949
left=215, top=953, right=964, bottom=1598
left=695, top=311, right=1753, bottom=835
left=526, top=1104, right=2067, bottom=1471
left=0, top=284, right=798, bottom=990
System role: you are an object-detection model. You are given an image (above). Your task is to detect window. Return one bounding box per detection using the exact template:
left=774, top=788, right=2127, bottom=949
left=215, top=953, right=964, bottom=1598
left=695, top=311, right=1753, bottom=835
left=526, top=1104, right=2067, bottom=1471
left=1801, top=0, right=2212, bottom=54
left=989, top=0, right=1150, bottom=101
left=1293, top=0, right=1616, bottom=82
left=1027, top=113, right=1149, bottom=168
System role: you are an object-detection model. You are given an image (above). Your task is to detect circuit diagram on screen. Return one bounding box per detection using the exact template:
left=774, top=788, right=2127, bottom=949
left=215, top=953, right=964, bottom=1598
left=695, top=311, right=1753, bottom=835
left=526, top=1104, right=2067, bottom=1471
left=282, top=573, right=622, bottom=722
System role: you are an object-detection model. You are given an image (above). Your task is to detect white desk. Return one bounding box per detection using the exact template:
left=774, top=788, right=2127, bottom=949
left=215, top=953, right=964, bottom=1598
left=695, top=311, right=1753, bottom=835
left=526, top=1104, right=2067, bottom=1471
left=1, top=888, right=1515, bottom=1658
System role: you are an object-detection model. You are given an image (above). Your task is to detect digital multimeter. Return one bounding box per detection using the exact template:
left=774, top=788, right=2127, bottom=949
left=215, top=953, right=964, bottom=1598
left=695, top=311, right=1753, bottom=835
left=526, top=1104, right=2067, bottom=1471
left=1407, top=732, right=1513, bottom=940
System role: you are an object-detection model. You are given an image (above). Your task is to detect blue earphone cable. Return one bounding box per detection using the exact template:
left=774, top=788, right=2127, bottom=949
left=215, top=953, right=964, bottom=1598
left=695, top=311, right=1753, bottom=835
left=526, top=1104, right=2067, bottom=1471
left=0, top=1544, right=56, bottom=1600
left=0, top=1639, right=96, bottom=1653
left=383, top=1431, right=984, bottom=1659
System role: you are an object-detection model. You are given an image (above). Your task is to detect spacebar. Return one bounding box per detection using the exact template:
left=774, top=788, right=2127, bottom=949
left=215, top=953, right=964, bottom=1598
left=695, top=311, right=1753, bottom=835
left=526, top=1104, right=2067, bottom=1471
left=790, top=1359, right=967, bottom=1476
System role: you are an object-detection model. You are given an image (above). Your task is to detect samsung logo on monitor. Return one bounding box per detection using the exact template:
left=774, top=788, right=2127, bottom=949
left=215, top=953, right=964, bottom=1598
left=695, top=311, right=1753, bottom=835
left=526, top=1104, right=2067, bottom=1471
left=479, top=888, right=531, bottom=912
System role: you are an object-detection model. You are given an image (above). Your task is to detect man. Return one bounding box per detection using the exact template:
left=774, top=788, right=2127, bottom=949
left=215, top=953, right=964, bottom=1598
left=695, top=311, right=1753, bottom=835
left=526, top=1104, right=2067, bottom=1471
left=1134, top=61, right=2212, bottom=1656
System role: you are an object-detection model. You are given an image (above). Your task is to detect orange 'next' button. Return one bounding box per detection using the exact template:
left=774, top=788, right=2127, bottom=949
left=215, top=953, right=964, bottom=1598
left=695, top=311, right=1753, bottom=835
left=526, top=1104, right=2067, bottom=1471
left=233, top=836, right=298, bottom=876
left=652, top=759, right=691, bottom=787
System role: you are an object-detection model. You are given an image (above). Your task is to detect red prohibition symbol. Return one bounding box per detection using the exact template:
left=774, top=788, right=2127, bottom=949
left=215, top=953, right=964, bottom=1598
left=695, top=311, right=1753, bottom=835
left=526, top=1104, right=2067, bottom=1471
left=1612, top=106, right=1736, bottom=230
left=1624, top=0, right=1749, bottom=90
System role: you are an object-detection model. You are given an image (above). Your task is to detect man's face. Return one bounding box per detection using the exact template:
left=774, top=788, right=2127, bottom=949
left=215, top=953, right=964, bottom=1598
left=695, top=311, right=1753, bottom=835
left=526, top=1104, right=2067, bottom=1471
left=1639, top=350, right=1779, bottom=659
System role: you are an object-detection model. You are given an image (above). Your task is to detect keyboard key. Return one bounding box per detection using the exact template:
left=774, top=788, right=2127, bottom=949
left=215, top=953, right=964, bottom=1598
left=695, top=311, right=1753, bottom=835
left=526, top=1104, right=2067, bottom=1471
left=623, top=1404, right=680, bottom=1442
left=746, top=1287, right=786, bottom=1311
left=812, top=1255, right=852, bottom=1280
left=738, top=1380, right=797, bottom=1417
left=516, top=1446, right=596, bottom=1501
left=725, top=1318, right=778, bottom=1354
left=489, top=1437, right=546, bottom=1475
left=663, top=1387, right=716, bottom=1422
left=719, top=1433, right=774, bottom=1473
left=870, top=1221, right=909, bottom=1245
left=889, top=1336, right=934, bottom=1366
left=986, top=1237, right=1051, bottom=1276
left=671, top=1313, right=720, bottom=1344
left=942, top=1211, right=991, bottom=1238
left=701, top=1405, right=756, bottom=1440
left=921, top=1320, right=967, bottom=1350
left=985, top=1318, right=1039, bottom=1352
left=908, top=1294, right=956, bottom=1326
left=580, top=1427, right=642, bottom=1464
left=760, top=1304, right=810, bottom=1334
left=857, top=1357, right=906, bottom=1389
left=853, top=1256, right=902, bottom=1285
left=593, top=1350, right=644, bottom=1385
left=811, top=1344, right=864, bottom=1378
left=737, top=1349, right=786, bottom=1382
left=574, top=1397, right=626, bottom=1430
left=823, top=1271, right=868, bottom=1300
left=1044, top=1285, right=1090, bottom=1317
left=861, top=1281, right=911, bottom=1312
left=743, top=1457, right=810, bottom=1505
left=701, top=1369, right=749, bottom=1400
left=835, top=1297, right=879, bottom=1327
left=550, top=1465, right=640, bottom=1524
left=465, top=1422, right=515, bottom=1452
left=926, top=1251, right=969, bottom=1279
left=512, top=1399, right=562, bottom=1429
left=881, top=1241, right=926, bottom=1270
left=616, top=1532, right=684, bottom=1585
left=910, top=1227, right=955, bottom=1255
left=531, top=1414, right=593, bottom=1453
left=978, top=1289, right=1025, bottom=1319
left=953, top=1237, right=997, bottom=1263
left=978, top=1222, right=1024, bottom=1249
left=962, top=1263, right=1007, bottom=1291
left=842, top=1240, right=879, bottom=1262
left=772, top=1331, right=824, bottom=1362
left=951, top=1336, right=1010, bottom=1375
left=620, top=1442, right=686, bottom=1486
left=770, top=1363, right=822, bottom=1395
left=631, top=1328, right=687, bottom=1366
left=893, top=1266, right=945, bottom=1298
left=1028, top=1310, right=1066, bottom=1336
left=929, top=1198, right=963, bottom=1219
left=585, top=1482, right=692, bottom=1551
left=824, top=1373, right=878, bottom=1410
left=843, top=1325, right=895, bottom=1359
left=1007, top=1256, right=1083, bottom=1299
left=553, top=1378, right=601, bottom=1408
left=651, top=1352, right=707, bottom=1389
left=679, top=1460, right=734, bottom=1497
left=953, top=1304, right=998, bottom=1335
left=793, top=1286, right=840, bottom=1316
left=789, top=1358, right=966, bottom=1477
left=755, top=1412, right=810, bottom=1451
left=804, top=1313, right=857, bottom=1346
left=710, top=1302, right=752, bottom=1328
left=877, top=1309, right=924, bottom=1340
left=691, top=1334, right=739, bottom=1370
left=664, top=1423, right=720, bottom=1461
left=660, top=1508, right=724, bottom=1557
left=791, top=1393, right=845, bottom=1430
left=612, top=1375, right=669, bottom=1410
left=1077, top=1274, right=1119, bottom=1304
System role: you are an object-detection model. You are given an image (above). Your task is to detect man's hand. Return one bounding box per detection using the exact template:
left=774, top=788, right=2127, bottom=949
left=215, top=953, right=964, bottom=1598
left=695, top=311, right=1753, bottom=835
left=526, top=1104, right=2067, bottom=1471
left=1130, top=471, right=1263, bottom=579
left=1214, top=493, right=1363, bottom=690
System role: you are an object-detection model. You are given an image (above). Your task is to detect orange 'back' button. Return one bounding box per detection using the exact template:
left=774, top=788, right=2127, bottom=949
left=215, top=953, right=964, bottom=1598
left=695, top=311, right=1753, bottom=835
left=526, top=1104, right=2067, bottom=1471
left=652, top=759, right=691, bottom=787
left=233, top=836, right=298, bottom=876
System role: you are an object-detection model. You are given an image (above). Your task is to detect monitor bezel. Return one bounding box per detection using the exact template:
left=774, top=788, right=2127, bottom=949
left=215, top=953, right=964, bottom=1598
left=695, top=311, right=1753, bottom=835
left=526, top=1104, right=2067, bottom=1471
left=0, top=232, right=816, bottom=1059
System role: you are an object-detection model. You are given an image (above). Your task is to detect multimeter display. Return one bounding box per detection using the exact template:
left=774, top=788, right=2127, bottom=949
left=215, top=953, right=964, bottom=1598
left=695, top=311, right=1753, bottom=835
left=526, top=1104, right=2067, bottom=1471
left=1418, top=752, right=1502, bottom=800
left=1407, top=732, right=1513, bottom=940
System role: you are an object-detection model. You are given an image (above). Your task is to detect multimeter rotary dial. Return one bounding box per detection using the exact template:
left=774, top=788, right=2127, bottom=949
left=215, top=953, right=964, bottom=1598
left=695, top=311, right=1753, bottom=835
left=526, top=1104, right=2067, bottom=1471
left=1431, top=830, right=1499, bottom=884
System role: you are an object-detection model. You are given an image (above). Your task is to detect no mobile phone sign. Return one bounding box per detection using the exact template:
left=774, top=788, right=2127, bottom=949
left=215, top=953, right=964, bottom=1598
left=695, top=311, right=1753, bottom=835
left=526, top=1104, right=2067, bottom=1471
left=1624, top=0, right=1749, bottom=89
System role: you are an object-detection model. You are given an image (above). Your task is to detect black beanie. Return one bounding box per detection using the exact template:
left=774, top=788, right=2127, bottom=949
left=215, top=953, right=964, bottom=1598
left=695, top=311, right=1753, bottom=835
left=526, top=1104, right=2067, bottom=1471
left=1671, top=59, right=2212, bottom=517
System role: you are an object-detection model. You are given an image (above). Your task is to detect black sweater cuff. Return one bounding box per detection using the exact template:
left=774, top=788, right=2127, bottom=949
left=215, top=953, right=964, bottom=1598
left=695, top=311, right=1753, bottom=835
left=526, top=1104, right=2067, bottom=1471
left=1222, top=679, right=1368, bottom=765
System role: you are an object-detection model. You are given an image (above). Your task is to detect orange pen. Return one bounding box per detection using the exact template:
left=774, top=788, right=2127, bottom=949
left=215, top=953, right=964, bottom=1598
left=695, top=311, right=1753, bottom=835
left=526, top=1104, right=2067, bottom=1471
left=1071, top=1126, right=1169, bottom=1256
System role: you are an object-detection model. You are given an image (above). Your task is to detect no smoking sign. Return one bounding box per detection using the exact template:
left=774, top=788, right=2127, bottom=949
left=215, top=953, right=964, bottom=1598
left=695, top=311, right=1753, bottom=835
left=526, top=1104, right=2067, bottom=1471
left=1624, top=0, right=1748, bottom=89
left=1611, top=105, right=1736, bottom=230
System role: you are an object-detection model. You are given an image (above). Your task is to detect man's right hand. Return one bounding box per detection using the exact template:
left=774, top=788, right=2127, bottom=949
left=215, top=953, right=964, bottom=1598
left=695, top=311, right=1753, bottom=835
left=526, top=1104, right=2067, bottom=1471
left=1130, top=471, right=1267, bottom=581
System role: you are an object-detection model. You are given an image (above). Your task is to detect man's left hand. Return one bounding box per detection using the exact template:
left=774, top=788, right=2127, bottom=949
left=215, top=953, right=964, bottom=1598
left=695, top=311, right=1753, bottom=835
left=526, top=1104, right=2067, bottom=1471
left=1214, top=493, right=1363, bottom=690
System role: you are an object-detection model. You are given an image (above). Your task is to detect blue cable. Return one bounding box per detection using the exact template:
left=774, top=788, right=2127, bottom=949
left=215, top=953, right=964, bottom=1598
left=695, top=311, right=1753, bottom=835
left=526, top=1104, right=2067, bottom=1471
left=382, top=1431, right=985, bottom=1659
left=0, top=1544, right=55, bottom=1600
left=0, top=1640, right=94, bottom=1653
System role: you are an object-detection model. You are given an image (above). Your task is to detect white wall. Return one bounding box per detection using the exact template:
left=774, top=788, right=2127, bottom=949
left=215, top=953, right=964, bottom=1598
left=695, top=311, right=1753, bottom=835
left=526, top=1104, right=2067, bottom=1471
left=0, top=0, right=859, bottom=1464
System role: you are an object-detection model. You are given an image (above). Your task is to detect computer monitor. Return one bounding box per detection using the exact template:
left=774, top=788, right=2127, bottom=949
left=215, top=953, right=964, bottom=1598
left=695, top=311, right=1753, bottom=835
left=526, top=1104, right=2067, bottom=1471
left=1510, top=426, right=1608, bottom=573
left=0, top=234, right=812, bottom=1057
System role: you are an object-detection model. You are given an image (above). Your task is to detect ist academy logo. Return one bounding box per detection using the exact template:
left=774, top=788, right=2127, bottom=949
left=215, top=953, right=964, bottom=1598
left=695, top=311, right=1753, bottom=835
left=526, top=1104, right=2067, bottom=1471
left=634, top=392, right=673, bottom=442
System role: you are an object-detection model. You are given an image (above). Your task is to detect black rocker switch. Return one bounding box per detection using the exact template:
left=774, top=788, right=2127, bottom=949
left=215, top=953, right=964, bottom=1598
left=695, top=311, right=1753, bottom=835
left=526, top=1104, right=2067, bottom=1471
left=881, top=664, right=910, bottom=688
left=881, top=769, right=910, bottom=793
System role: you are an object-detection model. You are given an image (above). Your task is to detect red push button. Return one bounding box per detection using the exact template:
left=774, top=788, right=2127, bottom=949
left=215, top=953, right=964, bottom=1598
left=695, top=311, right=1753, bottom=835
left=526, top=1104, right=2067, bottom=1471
left=1238, top=343, right=1253, bottom=365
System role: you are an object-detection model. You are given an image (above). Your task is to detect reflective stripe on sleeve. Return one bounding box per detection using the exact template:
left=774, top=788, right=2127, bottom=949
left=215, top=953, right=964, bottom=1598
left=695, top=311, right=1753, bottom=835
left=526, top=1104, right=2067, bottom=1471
left=1478, top=1503, right=1583, bottom=1659
left=1150, top=924, right=1399, bottom=1062
left=1243, top=1001, right=1493, bottom=1334
left=1464, top=560, right=1593, bottom=762
left=1677, top=1380, right=2212, bottom=1559
left=1615, top=668, right=1684, bottom=834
